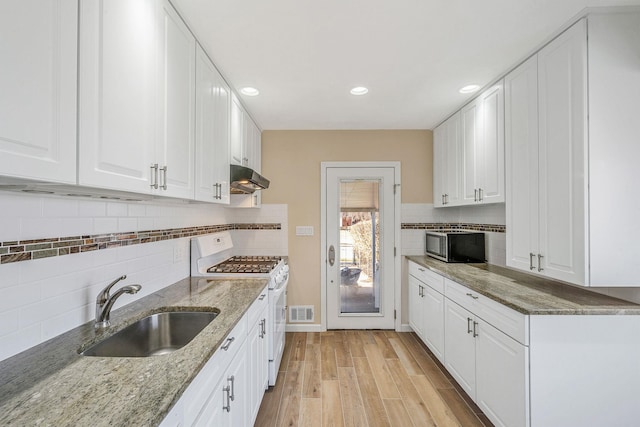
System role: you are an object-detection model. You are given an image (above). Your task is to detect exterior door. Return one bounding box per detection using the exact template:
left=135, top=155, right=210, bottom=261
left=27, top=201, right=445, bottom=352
left=325, top=166, right=396, bottom=329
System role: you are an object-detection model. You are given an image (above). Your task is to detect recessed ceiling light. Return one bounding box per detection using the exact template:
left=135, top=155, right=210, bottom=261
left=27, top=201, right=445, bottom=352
left=350, top=86, right=369, bottom=96
left=459, top=84, right=480, bottom=94
left=240, top=87, right=260, bottom=96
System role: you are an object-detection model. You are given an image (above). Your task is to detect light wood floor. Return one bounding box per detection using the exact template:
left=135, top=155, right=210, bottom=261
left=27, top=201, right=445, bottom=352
left=255, top=331, right=494, bottom=427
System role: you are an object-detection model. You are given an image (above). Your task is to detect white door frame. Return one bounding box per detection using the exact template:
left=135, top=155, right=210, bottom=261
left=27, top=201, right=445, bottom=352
left=321, top=161, right=401, bottom=331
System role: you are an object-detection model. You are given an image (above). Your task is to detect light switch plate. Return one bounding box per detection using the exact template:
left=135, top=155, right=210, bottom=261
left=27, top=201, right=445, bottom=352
left=296, top=226, right=314, bottom=236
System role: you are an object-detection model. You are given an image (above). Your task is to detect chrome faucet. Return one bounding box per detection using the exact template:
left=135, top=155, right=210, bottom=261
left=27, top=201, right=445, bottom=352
left=95, top=275, right=142, bottom=330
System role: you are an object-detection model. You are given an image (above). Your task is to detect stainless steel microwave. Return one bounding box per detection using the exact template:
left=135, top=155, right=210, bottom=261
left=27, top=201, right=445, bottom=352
left=425, top=231, right=485, bottom=263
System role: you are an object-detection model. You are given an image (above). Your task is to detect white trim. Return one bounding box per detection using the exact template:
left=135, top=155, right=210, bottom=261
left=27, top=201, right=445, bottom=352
left=286, top=324, right=326, bottom=333
left=320, top=161, right=402, bottom=331
left=398, top=323, right=414, bottom=333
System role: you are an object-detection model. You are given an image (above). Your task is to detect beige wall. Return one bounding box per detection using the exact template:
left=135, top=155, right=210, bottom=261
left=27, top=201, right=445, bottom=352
left=261, top=130, right=433, bottom=326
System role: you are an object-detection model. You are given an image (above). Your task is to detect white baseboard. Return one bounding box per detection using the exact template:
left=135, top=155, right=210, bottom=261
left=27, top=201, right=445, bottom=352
left=398, top=323, right=414, bottom=333
left=285, top=323, right=326, bottom=333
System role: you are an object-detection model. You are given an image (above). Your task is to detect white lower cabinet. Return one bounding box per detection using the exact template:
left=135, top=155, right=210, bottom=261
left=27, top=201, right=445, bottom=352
left=476, top=318, right=528, bottom=427
left=247, top=297, right=269, bottom=426
left=408, top=261, right=445, bottom=363
left=409, top=261, right=528, bottom=427
left=165, top=286, right=269, bottom=427
left=443, top=299, right=477, bottom=398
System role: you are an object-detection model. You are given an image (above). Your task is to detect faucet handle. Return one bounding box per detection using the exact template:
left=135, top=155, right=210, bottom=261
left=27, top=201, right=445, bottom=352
left=97, top=275, right=127, bottom=303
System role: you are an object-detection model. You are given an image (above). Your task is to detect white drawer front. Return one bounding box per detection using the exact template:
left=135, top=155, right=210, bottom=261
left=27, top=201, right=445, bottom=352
left=445, top=278, right=528, bottom=345
left=247, top=285, right=268, bottom=327
left=409, top=261, right=445, bottom=294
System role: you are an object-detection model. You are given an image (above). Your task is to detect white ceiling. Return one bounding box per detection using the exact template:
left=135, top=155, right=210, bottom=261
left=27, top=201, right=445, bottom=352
left=172, top=0, right=638, bottom=130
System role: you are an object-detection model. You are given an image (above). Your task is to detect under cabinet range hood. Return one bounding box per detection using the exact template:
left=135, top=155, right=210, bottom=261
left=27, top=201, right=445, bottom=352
left=230, top=164, right=270, bottom=194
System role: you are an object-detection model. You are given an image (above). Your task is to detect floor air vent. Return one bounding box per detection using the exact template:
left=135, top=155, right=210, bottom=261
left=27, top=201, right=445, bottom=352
left=289, top=305, right=314, bottom=322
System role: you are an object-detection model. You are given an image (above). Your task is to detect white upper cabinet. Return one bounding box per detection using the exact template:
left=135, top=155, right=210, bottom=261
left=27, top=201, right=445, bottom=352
left=587, top=12, right=640, bottom=285
left=433, top=112, right=462, bottom=207
left=158, top=0, right=196, bottom=199
left=476, top=83, right=505, bottom=203
left=0, top=0, right=78, bottom=184
left=506, top=19, right=587, bottom=285
left=79, top=0, right=196, bottom=197
left=230, top=94, right=246, bottom=166
left=434, top=83, right=504, bottom=207
left=462, top=83, right=505, bottom=205
left=505, top=56, right=540, bottom=274
left=506, top=13, right=640, bottom=286
left=195, top=44, right=230, bottom=204
left=78, top=0, right=160, bottom=193
left=537, top=19, right=587, bottom=285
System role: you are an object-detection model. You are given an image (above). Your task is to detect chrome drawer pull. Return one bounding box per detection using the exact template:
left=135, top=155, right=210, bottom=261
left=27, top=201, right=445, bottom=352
left=221, top=336, right=235, bottom=351
left=538, top=254, right=544, bottom=272
left=466, top=292, right=479, bottom=300
left=529, top=253, right=535, bottom=270
left=467, top=317, right=473, bottom=334
left=473, top=321, right=479, bottom=337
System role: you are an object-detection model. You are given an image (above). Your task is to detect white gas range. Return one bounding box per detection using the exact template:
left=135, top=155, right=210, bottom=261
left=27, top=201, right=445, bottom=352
left=191, top=232, right=288, bottom=386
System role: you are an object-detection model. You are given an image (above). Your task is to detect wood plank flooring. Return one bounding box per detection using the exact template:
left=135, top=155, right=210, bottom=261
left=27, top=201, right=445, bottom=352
left=255, top=331, right=494, bottom=427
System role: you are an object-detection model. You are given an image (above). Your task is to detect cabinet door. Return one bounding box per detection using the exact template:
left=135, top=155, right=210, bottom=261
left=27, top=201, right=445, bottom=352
left=433, top=122, right=446, bottom=208
left=444, top=298, right=476, bottom=399
left=0, top=0, right=77, bottom=184
left=195, top=45, right=230, bottom=204
left=444, top=112, right=462, bottom=206
left=408, top=276, right=425, bottom=339
left=433, top=113, right=462, bottom=207
left=158, top=0, right=195, bottom=198
left=476, top=82, right=505, bottom=203
left=505, top=56, right=540, bottom=273
left=230, top=95, right=245, bottom=166
left=461, top=101, right=479, bottom=204
left=248, top=305, right=268, bottom=426
left=538, top=19, right=587, bottom=285
left=476, top=319, right=529, bottom=427
left=226, top=348, right=248, bottom=427
left=78, top=0, right=159, bottom=193
left=423, top=285, right=445, bottom=363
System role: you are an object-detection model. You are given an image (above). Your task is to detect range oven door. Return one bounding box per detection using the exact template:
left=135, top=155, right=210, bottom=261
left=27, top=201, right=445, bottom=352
left=268, top=278, right=288, bottom=386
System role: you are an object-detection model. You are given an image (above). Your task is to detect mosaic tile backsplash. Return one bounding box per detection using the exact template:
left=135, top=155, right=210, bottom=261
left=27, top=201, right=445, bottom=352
left=1, top=221, right=503, bottom=265
left=401, top=223, right=506, bottom=233
left=0, top=223, right=281, bottom=265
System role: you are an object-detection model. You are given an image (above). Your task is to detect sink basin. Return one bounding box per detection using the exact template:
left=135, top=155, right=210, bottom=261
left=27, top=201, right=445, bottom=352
left=81, top=309, right=220, bottom=357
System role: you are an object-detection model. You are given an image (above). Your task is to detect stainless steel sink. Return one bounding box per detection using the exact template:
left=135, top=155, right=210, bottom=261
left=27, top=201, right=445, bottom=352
left=81, top=309, right=220, bottom=357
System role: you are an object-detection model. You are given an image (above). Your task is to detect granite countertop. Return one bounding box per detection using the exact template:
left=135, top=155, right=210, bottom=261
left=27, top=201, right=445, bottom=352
left=407, top=256, right=640, bottom=315
left=0, top=276, right=269, bottom=426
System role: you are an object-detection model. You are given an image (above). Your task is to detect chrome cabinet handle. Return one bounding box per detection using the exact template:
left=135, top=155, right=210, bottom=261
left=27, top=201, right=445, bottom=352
left=473, top=321, right=479, bottom=337
left=445, top=194, right=449, bottom=204
left=466, top=292, right=478, bottom=300
left=259, top=294, right=266, bottom=301
left=328, top=245, right=335, bottom=266
left=221, top=336, right=235, bottom=351
left=213, top=183, right=222, bottom=199
left=150, top=164, right=159, bottom=189
left=159, top=166, right=167, bottom=190
left=467, top=317, right=473, bottom=334
left=538, top=254, right=544, bottom=272
left=259, top=319, right=266, bottom=338
left=478, top=188, right=483, bottom=201
left=228, top=375, right=235, bottom=401
left=223, top=384, right=231, bottom=412
left=442, top=194, right=445, bottom=205
left=474, top=188, right=478, bottom=202
left=418, top=267, right=425, bottom=272
left=529, top=253, right=535, bottom=270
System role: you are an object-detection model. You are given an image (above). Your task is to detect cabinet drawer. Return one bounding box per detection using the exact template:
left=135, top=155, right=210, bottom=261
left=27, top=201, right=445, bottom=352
left=247, top=285, right=268, bottom=327
left=409, top=261, right=445, bottom=294
left=445, top=278, right=528, bottom=345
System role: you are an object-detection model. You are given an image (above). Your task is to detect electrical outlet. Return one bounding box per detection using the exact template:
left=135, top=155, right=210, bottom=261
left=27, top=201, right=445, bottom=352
left=173, top=246, right=185, bottom=263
